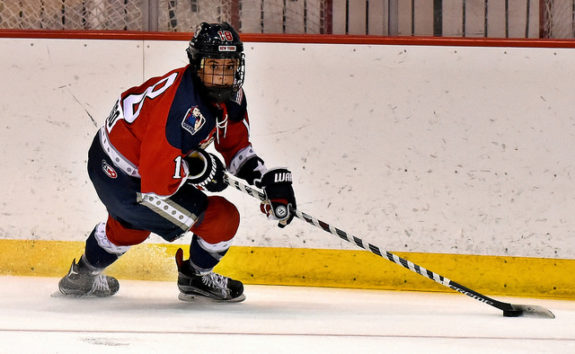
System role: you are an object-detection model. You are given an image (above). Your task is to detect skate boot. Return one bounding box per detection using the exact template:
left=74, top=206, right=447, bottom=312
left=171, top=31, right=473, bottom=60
left=175, top=248, right=245, bottom=302
left=58, top=257, right=119, bottom=297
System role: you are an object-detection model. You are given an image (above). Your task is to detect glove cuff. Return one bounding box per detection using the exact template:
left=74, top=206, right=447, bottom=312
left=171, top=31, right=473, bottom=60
left=186, top=150, right=216, bottom=187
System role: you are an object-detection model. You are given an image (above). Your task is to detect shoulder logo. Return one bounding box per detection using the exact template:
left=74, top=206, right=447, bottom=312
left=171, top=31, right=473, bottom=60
left=181, top=106, right=206, bottom=135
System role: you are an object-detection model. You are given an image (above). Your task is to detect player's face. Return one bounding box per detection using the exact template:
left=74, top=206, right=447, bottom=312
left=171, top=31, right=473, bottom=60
left=199, top=58, right=238, bottom=88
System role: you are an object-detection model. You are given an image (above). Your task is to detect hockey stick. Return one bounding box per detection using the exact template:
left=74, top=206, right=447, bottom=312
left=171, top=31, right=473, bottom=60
left=224, top=174, right=555, bottom=319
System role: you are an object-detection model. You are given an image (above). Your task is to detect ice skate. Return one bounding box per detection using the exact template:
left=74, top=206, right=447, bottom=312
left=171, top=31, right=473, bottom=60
left=58, top=258, right=119, bottom=297
left=175, top=248, right=245, bottom=302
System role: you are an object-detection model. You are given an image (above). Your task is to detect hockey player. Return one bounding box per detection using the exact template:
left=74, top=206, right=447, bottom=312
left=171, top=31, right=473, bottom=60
left=58, top=22, right=296, bottom=302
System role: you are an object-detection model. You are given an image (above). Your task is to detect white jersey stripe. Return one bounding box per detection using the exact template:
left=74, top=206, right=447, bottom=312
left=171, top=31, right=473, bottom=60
left=99, top=127, right=140, bottom=178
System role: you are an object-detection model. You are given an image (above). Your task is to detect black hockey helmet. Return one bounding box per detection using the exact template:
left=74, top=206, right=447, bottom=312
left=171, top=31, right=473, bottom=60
left=187, top=22, right=245, bottom=102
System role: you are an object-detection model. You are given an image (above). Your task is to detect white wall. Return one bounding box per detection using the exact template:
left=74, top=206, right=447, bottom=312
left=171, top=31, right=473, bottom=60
left=1, top=37, right=574, bottom=260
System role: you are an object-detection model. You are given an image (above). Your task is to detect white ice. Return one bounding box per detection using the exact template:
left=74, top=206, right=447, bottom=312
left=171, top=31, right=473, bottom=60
left=0, top=276, right=574, bottom=354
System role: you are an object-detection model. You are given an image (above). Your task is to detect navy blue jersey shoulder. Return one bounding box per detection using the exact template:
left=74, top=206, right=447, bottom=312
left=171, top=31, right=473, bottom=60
left=165, top=67, right=217, bottom=153
left=226, top=90, right=247, bottom=122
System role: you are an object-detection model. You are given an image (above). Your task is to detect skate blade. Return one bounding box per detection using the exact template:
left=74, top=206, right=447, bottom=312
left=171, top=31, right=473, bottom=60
left=51, top=291, right=114, bottom=299
left=178, top=292, right=246, bottom=303
left=51, top=291, right=92, bottom=298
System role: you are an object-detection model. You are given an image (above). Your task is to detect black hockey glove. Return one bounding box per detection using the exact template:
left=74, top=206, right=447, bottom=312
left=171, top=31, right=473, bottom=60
left=256, top=168, right=296, bottom=228
left=235, top=155, right=266, bottom=186
left=185, top=149, right=227, bottom=192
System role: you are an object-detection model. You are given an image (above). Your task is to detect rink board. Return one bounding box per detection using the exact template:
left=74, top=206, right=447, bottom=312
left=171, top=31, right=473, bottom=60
left=1, top=239, right=573, bottom=299
left=2, top=36, right=575, bottom=260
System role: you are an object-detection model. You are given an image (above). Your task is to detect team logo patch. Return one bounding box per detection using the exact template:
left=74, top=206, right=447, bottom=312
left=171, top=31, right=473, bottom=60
left=182, top=106, right=206, bottom=135
left=102, top=160, right=117, bottom=179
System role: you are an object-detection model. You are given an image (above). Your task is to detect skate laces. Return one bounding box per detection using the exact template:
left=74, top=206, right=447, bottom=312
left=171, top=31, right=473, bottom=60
left=89, top=274, right=111, bottom=294
left=202, top=273, right=229, bottom=297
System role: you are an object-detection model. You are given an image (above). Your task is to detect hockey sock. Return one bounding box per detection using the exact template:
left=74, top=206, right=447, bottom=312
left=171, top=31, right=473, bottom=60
left=188, top=234, right=229, bottom=274
left=83, top=225, right=125, bottom=270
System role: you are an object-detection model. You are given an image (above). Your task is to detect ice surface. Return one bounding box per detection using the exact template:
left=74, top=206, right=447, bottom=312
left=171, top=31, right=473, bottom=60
left=0, top=276, right=573, bottom=353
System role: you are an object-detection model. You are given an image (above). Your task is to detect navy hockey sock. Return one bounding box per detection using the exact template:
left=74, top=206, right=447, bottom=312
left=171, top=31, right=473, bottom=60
left=84, top=227, right=121, bottom=269
left=188, top=234, right=229, bottom=274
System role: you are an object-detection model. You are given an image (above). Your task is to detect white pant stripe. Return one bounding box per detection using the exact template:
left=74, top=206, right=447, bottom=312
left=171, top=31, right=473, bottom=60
left=138, top=193, right=198, bottom=232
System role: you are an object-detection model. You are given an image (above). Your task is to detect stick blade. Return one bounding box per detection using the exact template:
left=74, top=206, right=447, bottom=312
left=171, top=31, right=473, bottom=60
left=504, top=304, right=555, bottom=319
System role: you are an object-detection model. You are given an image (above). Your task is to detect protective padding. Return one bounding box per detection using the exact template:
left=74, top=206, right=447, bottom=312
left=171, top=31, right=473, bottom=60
left=190, top=196, right=240, bottom=244
left=105, top=215, right=150, bottom=246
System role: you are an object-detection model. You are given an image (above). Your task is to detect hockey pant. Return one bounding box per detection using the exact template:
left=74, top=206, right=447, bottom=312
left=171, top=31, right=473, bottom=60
left=83, top=133, right=240, bottom=273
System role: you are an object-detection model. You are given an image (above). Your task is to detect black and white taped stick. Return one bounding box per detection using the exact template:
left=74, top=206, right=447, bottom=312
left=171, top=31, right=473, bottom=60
left=225, top=174, right=555, bottom=319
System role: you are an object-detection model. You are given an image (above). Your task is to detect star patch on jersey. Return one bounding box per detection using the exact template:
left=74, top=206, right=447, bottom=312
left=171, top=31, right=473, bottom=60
left=182, top=106, right=206, bottom=135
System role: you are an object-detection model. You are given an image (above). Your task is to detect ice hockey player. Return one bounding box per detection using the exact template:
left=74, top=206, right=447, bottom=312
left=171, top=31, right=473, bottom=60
left=58, top=22, right=296, bottom=302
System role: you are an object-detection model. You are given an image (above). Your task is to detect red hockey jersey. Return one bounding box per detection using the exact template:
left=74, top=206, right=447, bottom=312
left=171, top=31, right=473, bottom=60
left=102, top=65, right=252, bottom=197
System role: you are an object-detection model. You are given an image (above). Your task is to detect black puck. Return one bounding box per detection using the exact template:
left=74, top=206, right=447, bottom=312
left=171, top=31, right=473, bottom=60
left=503, top=310, right=522, bottom=317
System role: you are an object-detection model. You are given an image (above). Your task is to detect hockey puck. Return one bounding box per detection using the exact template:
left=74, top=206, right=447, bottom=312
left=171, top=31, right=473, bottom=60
left=503, top=310, right=522, bottom=317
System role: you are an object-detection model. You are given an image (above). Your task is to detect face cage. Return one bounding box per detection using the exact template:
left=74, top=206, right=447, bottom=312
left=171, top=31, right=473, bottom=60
left=197, top=53, right=245, bottom=93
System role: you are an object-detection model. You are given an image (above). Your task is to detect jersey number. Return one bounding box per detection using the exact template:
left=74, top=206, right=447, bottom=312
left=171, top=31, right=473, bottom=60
left=106, top=72, right=178, bottom=132
left=173, top=156, right=184, bottom=179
